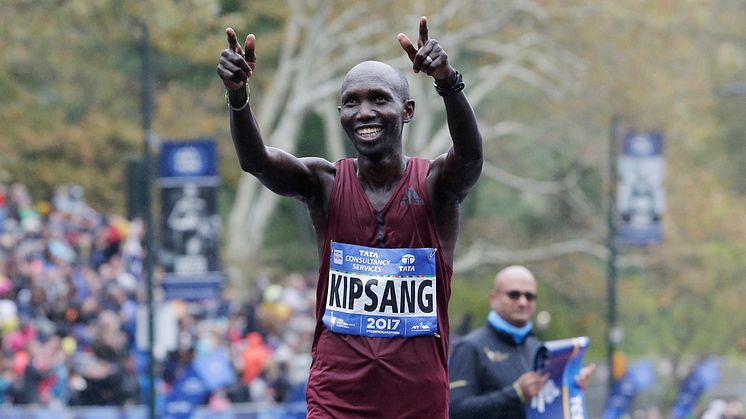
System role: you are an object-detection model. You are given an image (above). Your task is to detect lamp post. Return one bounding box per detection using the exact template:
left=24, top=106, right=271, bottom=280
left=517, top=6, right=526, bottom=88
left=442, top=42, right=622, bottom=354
left=138, top=20, right=157, bottom=419
left=606, top=116, right=621, bottom=394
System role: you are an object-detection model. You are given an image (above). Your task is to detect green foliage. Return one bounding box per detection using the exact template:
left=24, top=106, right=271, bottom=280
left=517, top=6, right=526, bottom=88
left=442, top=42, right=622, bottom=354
left=0, top=0, right=292, bottom=212
left=712, top=96, right=746, bottom=194
left=450, top=266, right=494, bottom=326
left=262, top=198, right=317, bottom=272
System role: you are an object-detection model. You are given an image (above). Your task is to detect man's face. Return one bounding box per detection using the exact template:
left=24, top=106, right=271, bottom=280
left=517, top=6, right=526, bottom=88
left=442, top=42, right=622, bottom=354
left=490, top=269, right=537, bottom=328
left=338, top=63, right=413, bottom=160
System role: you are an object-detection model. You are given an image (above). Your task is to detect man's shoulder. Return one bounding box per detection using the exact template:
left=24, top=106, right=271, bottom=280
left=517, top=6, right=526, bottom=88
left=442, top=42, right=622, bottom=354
left=525, top=334, right=543, bottom=349
left=526, top=334, right=542, bottom=344
left=299, top=156, right=337, bottom=184
left=458, top=325, right=494, bottom=346
left=301, top=156, right=337, bottom=172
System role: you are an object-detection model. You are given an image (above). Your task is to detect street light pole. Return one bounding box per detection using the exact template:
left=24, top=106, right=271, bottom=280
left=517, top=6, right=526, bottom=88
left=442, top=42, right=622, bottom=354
left=606, top=116, right=621, bottom=395
left=138, top=21, right=157, bottom=419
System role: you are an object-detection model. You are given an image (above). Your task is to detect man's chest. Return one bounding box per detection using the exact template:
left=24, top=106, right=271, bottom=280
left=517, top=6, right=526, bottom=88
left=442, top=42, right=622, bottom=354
left=479, top=343, right=533, bottom=388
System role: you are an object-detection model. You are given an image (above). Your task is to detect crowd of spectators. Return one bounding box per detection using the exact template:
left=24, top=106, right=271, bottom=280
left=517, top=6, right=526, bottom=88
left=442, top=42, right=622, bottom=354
left=0, top=182, right=314, bottom=414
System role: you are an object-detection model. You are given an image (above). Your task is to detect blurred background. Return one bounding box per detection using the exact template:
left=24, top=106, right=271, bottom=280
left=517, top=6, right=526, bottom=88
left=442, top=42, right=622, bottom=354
left=0, top=0, right=745, bottom=418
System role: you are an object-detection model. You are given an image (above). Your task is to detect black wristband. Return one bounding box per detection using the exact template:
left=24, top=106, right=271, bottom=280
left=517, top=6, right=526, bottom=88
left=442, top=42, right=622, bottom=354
left=433, top=70, right=465, bottom=97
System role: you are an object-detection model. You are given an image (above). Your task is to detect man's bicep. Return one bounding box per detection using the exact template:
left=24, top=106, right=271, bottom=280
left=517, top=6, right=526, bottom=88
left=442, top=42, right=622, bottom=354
left=255, top=150, right=332, bottom=200
left=430, top=151, right=482, bottom=202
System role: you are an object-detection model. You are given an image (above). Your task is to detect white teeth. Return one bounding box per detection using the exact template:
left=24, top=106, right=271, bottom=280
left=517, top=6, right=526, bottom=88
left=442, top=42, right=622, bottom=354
left=356, top=127, right=382, bottom=138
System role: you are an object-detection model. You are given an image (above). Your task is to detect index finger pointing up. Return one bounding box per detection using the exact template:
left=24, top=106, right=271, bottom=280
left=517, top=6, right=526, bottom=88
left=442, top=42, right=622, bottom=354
left=225, top=27, right=243, bottom=56
left=418, top=16, right=428, bottom=48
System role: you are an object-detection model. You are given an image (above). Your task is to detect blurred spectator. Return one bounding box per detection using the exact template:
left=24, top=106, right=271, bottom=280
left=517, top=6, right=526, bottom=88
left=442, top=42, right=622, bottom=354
left=240, top=332, right=271, bottom=386
left=0, top=182, right=317, bottom=412
left=163, top=340, right=196, bottom=388
left=0, top=352, right=13, bottom=404
left=702, top=398, right=746, bottom=419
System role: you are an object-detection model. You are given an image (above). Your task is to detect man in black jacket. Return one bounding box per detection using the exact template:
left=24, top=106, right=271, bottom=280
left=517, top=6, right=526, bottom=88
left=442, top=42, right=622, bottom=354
left=449, top=266, right=594, bottom=419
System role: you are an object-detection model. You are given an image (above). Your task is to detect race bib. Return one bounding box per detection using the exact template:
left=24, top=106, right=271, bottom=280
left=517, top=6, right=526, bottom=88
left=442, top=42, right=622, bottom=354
left=323, top=241, right=438, bottom=338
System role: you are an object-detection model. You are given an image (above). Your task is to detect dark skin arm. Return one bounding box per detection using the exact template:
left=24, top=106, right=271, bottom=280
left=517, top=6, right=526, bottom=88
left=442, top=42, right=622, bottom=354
left=217, top=28, right=334, bottom=254
left=216, top=28, right=334, bottom=204
left=398, top=17, right=483, bottom=263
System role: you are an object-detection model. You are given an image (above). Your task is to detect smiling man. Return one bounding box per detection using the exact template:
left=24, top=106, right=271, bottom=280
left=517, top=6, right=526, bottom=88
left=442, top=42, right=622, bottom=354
left=217, top=16, right=482, bottom=418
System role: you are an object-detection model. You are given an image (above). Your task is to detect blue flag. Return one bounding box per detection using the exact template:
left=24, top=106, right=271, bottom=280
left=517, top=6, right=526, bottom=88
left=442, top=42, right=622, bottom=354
left=602, top=360, right=656, bottom=419
left=670, top=358, right=720, bottom=419
left=526, top=336, right=590, bottom=419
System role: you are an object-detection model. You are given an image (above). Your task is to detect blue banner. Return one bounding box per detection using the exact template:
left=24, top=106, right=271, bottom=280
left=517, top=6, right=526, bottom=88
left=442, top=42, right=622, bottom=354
left=526, top=336, right=590, bottom=419
left=602, top=360, right=656, bottom=419
left=158, top=139, right=223, bottom=300
left=323, top=241, right=437, bottom=338
left=670, top=358, right=720, bottom=419
left=617, top=131, right=665, bottom=245
left=159, top=139, right=219, bottom=181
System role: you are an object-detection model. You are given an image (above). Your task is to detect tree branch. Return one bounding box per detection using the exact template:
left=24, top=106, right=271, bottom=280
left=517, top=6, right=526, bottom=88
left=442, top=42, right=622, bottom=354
left=318, top=98, right=345, bottom=161
left=454, top=239, right=648, bottom=272
left=481, top=162, right=564, bottom=194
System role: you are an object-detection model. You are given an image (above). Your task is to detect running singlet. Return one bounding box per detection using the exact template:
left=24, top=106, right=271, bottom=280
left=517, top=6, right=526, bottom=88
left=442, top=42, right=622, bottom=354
left=306, top=157, right=453, bottom=419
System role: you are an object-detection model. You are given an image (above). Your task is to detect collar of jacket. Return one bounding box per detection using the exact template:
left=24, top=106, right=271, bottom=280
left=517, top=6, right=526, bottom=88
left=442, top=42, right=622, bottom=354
left=487, top=310, right=533, bottom=344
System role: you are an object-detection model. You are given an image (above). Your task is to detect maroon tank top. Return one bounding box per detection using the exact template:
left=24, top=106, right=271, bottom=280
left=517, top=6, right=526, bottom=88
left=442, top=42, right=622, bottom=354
left=306, top=157, right=453, bottom=418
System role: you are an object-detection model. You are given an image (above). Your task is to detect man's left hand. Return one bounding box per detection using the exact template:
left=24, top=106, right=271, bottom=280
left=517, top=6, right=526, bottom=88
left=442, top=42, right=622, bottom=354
left=397, top=16, right=455, bottom=83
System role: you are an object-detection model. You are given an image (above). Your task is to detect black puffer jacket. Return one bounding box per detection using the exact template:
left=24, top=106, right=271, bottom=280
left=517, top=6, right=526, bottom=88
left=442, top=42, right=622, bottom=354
left=449, top=323, right=543, bottom=419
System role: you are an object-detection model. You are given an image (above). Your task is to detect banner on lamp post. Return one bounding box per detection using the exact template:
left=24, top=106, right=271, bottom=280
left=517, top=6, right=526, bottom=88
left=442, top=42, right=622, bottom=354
left=158, top=139, right=223, bottom=300
left=617, top=131, right=665, bottom=246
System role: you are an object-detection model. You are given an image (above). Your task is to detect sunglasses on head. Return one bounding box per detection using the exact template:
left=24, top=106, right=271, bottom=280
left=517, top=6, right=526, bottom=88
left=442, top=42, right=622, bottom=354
left=501, top=290, right=536, bottom=301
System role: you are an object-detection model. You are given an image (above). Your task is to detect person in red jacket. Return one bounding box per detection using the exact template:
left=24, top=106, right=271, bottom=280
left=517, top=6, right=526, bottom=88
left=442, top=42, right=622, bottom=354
left=240, top=332, right=270, bottom=385
left=217, top=16, right=482, bottom=418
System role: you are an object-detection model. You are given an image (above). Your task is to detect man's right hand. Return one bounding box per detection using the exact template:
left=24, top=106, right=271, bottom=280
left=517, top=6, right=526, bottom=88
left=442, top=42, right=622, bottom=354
left=515, top=371, right=549, bottom=400
left=217, top=28, right=256, bottom=91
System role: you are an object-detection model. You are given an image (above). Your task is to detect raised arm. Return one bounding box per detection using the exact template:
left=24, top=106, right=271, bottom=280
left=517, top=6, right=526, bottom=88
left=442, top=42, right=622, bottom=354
left=398, top=17, right=483, bottom=260
left=398, top=17, right=483, bottom=201
left=216, top=28, right=332, bottom=201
